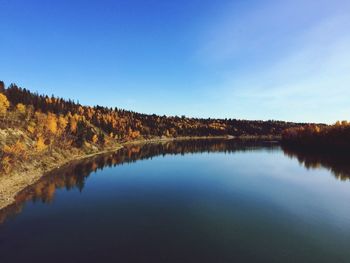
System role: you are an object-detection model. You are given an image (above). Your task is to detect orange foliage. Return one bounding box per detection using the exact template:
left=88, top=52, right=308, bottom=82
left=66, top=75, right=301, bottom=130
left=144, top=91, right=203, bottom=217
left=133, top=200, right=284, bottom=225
left=69, top=117, right=77, bottom=134
left=36, top=136, right=47, bottom=152
left=92, top=134, right=98, bottom=143
left=3, top=140, right=27, bottom=159
left=282, top=121, right=350, bottom=150
left=1, top=141, right=27, bottom=173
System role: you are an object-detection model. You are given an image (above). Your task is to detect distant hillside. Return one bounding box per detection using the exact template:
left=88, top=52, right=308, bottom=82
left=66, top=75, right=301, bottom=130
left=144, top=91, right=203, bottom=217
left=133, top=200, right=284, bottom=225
left=0, top=80, right=310, bottom=209
left=0, top=80, right=307, bottom=175
left=1, top=81, right=305, bottom=139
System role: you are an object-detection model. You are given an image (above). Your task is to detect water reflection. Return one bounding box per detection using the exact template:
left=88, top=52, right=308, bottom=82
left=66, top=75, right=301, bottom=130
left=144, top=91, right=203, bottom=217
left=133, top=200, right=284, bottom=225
left=282, top=144, right=350, bottom=181
left=2, top=139, right=350, bottom=224
left=0, top=139, right=277, bottom=223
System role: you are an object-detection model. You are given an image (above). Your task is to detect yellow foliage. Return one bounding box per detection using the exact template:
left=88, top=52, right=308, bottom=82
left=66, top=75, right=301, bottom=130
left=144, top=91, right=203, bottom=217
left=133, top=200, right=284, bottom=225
left=73, top=113, right=80, bottom=121
left=92, top=134, right=98, bottom=143
left=58, top=115, right=68, bottom=133
left=69, top=117, right=78, bottom=134
left=78, top=106, right=84, bottom=115
left=0, top=93, right=10, bottom=115
left=36, top=136, right=47, bottom=152
left=128, top=128, right=140, bottom=139
left=16, top=103, right=26, bottom=114
left=3, top=140, right=27, bottom=160
left=46, top=113, right=58, bottom=135
left=27, top=121, right=36, bottom=134
left=34, top=112, right=47, bottom=131
left=334, top=120, right=349, bottom=128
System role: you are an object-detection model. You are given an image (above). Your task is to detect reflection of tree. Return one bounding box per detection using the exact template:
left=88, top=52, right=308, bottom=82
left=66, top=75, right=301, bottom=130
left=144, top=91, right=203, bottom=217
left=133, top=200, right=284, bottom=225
left=282, top=145, right=350, bottom=181
left=0, top=139, right=278, bottom=224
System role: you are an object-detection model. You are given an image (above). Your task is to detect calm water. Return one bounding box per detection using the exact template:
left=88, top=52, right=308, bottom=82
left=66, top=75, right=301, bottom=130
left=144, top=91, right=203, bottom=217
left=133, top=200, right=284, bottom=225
left=1, top=140, right=350, bottom=263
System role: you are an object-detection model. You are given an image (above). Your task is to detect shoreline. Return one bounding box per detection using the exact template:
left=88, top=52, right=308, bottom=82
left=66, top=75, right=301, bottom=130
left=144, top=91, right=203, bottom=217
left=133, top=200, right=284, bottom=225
left=0, top=135, right=280, bottom=211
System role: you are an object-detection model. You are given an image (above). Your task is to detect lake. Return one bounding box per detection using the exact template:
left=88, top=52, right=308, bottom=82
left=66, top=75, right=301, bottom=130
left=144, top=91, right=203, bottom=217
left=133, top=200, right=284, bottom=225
left=1, top=139, right=350, bottom=263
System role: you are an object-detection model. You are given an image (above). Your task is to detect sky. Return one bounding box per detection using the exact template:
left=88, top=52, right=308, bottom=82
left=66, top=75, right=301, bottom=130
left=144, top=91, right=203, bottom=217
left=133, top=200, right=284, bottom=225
left=0, top=0, right=349, bottom=123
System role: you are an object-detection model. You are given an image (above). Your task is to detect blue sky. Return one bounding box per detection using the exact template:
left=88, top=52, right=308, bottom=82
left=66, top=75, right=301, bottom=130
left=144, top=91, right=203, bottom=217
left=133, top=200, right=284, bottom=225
left=0, top=0, right=349, bottom=123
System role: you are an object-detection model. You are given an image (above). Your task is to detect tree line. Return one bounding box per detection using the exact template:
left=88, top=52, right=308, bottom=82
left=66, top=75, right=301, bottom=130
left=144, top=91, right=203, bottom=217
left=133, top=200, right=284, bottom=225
left=0, top=80, right=304, bottom=173
left=0, top=81, right=303, bottom=138
left=282, top=121, right=350, bottom=151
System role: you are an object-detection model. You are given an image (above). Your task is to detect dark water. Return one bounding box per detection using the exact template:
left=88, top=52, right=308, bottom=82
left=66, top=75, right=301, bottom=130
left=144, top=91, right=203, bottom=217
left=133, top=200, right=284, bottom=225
left=1, top=139, right=350, bottom=263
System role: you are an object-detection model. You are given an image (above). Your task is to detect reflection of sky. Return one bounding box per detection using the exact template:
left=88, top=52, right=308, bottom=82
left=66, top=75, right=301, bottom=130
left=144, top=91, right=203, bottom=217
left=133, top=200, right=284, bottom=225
left=13, top=148, right=350, bottom=232
left=2, top=148, right=350, bottom=261
left=203, top=151, right=350, bottom=227
left=1, top=0, right=349, bottom=123
left=72, top=149, right=350, bottom=232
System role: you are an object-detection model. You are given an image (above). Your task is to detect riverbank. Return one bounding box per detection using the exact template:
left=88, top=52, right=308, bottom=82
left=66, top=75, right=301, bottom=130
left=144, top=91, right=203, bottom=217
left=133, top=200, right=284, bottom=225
left=0, top=144, right=124, bottom=211
left=0, top=135, right=280, bottom=211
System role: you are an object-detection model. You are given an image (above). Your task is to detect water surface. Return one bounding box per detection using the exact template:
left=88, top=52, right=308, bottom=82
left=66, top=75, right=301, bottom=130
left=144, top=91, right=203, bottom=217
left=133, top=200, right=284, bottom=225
left=1, top=139, right=350, bottom=263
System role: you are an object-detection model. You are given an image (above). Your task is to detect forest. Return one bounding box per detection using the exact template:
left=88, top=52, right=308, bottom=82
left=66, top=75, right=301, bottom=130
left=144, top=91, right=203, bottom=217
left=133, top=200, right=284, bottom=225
left=282, top=122, right=350, bottom=151
left=0, top=81, right=304, bottom=174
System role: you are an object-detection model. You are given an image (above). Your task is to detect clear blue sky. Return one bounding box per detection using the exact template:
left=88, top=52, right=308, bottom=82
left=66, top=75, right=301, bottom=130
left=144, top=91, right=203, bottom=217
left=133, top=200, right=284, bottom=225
left=0, top=0, right=349, bottom=123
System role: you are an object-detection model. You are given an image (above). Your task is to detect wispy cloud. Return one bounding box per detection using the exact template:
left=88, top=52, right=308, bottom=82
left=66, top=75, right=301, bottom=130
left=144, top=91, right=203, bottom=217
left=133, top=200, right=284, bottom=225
left=196, top=1, right=350, bottom=123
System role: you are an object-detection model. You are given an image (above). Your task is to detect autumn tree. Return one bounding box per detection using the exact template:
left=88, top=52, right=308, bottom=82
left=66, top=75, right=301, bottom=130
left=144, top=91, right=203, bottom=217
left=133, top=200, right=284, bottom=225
left=36, top=136, right=47, bottom=152
left=69, top=115, right=78, bottom=134
left=27, top=121, right=36, bottom=134
left=16, top=103, right=26, bottom=114
left=3, top=140, right=27, bottom=158
left=46, top=113, right=58, bottom=135
left=16, top=103, right=26, bottom=120
left=0, top=93, right=10, bottom=117
left=1, top=141, right=27, bottom=173
left=0, top=79, right=307, bottom=154
left=58, top=115, right=68, bottom=132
